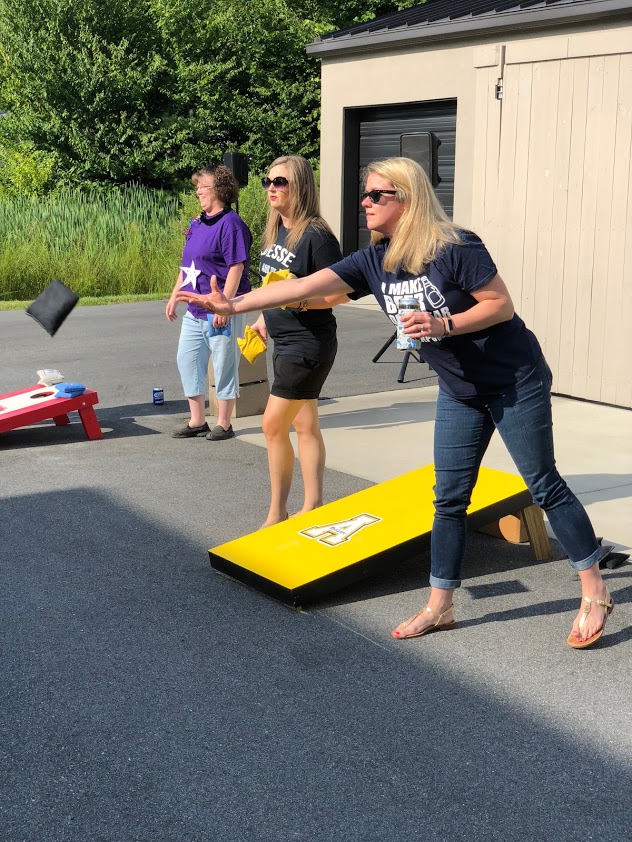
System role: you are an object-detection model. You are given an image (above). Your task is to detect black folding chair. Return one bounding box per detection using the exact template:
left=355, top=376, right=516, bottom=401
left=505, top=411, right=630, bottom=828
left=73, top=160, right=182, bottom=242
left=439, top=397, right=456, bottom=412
left=372, top=330, right=425, bottom=383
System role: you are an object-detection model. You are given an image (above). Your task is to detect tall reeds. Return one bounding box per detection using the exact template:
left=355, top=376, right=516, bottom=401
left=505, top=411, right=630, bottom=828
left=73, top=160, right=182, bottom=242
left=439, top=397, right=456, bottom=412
left=0, top=181, right=269, bottom=302
left=0, top=187, right=183, bottom=300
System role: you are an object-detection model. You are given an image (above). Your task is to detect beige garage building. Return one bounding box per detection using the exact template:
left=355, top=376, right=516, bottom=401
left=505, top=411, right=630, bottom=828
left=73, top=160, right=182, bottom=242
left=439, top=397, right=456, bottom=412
left=307, top=0, right=632, bottom=408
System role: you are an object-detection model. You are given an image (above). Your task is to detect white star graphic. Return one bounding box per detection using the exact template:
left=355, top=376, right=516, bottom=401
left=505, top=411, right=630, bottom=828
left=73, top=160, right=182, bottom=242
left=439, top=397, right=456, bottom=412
left=180, top=260, right=202, bottom=290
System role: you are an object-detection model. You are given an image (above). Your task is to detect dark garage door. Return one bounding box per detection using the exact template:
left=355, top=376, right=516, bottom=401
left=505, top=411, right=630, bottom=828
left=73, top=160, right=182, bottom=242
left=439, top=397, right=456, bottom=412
left=342, top=99, right=457, bottom=252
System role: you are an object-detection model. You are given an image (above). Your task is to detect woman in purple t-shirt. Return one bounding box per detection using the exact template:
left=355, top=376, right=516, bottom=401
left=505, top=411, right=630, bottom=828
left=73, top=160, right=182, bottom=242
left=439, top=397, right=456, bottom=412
left=166, top=164, right=251, bottom=441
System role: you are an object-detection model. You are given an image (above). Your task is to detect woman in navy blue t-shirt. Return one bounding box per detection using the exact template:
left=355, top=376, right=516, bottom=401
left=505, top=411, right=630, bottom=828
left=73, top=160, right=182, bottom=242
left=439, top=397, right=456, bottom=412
left=177, top=157, right=612, bottom=650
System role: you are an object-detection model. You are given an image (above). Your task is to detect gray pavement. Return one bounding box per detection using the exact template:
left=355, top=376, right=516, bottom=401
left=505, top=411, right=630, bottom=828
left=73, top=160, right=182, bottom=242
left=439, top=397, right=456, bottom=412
left=1, top=302, right=631, bottom=842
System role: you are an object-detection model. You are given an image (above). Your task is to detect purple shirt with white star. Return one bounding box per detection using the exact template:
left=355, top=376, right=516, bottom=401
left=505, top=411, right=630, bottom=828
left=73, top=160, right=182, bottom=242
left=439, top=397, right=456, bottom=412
left=180, top=208, right=252, bottom=320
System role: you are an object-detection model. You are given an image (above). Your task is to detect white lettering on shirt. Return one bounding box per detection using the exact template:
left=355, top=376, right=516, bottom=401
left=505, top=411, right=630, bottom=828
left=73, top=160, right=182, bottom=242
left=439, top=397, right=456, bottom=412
left=260, top=244, right=296, bottom=269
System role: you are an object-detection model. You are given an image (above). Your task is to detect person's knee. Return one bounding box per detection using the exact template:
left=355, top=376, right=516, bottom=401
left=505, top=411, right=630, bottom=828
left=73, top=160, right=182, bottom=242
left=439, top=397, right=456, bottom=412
left=293, top=414, right=320, bottom=438
left=529, top=473, right=569, bottom=511
left=262, top=412, right=290, bottom=441
left=434, top=474, right=472, bottom=516
left=433, top=484, right=472, bottom=517
left=433, top=499, right=469, bottom=519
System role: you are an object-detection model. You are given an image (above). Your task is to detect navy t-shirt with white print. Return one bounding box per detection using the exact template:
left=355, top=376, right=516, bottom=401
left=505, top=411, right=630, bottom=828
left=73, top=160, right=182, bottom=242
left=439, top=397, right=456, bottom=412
left=330, top=231, right=542, bottom=399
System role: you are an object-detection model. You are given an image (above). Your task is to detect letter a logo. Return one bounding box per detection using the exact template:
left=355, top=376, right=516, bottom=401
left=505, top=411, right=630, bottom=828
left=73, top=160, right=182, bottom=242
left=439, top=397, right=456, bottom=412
left=300, top=513, right=381, bottom=546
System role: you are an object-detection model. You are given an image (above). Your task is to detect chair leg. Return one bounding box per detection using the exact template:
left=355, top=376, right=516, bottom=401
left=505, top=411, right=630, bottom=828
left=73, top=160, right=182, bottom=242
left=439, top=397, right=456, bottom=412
left=397, top=352, right=412, bottom=383
left=372, top=331, right=397, bottom=363
left=520, top=505, right=552, bottom=560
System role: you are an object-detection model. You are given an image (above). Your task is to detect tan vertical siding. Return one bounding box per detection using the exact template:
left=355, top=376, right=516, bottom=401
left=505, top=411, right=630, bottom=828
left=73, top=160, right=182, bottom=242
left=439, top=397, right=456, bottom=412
left=471, top=66, right=502, bottom=254
left=479, top=47, right=632, bottom=407
left=545, top=59, right=573, bottom=380
left=558, top=58, right=589, bottom=396
left=318, top=21, right=632, bottom=407
left=607, top=53, right=632, bottom=409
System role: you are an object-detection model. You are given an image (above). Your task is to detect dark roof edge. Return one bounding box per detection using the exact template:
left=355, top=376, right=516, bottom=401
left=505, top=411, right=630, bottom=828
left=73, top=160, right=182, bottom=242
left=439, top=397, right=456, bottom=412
left=306, top=0, right=632, bottom=57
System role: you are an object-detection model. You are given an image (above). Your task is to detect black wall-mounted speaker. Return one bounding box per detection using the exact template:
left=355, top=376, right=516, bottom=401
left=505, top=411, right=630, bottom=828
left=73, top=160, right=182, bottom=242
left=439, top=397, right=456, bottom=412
left=400, top=132, right=441, bottom=188
left=223, top=152, right=249, bottom=188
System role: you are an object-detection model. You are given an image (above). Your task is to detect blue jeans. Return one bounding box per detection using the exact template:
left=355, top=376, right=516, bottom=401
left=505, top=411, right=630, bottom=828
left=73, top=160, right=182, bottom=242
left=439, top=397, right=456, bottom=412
left=177, top=311, right=246, bottom=401
left=430, top=357, right=601, bottom=589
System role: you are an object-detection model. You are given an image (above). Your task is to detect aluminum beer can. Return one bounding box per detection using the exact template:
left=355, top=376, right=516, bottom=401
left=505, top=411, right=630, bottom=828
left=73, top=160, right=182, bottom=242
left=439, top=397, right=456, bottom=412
left=396, top=296, right=421, bottom=350
left=152, top=387, right=165, bottom=405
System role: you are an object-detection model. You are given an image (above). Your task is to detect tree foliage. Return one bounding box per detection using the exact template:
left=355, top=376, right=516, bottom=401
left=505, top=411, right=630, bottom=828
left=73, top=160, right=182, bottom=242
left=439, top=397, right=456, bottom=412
left=0, top=0, right=416, bottom=190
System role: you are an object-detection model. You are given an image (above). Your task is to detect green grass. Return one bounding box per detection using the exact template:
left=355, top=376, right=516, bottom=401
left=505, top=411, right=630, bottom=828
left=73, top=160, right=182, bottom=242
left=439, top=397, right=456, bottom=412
left=0, top=293, right=170, bottom=310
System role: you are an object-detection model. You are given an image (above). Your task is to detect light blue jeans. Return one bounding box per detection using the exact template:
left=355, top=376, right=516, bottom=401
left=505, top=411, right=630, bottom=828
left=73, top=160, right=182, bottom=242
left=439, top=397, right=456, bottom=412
left=177, top=311, right=246, bottom=401
left=430, top=356, right=602, bottom=589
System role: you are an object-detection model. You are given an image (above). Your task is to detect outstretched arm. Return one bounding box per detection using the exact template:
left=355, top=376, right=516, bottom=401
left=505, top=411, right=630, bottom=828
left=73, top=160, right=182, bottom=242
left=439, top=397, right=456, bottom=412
left=175, top=268, right=353, bottom=316
left=304, top=292, right=351, bottom=309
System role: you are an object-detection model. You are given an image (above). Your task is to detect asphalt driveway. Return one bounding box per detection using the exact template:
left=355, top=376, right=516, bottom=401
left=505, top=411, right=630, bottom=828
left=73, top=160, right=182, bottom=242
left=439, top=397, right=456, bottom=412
left=1, top=303, right=630, bottom=842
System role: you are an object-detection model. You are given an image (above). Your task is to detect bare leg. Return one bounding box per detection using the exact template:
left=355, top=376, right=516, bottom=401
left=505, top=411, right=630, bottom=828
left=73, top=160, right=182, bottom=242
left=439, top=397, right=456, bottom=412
left=216, top=398, right=235, bottom=430
left=569, top=563, right=610, bottom=643
left=260, top=395, right=304, bottom=528
left=188, top=395, right=206, bottom=427
left=391, top=586, right=456, bottom=638
left=292, top=399, right=325, bottom=516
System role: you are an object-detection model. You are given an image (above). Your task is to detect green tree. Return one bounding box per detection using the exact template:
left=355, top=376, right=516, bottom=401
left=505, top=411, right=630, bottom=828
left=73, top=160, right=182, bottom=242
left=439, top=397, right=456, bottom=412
left=0, top=0, right=417, bottom=189
left=0, top=0, right=203, bottom=187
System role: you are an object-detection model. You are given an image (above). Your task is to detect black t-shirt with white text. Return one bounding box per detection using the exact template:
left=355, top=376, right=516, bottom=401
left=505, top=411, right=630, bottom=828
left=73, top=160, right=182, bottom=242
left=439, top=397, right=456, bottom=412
left=331, top=231, right=542, bottom=399
left=259, top=223, right=342, bottom=362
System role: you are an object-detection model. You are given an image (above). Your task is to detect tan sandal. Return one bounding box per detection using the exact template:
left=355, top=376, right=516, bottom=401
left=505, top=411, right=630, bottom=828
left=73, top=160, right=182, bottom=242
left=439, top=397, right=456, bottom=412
left=567, top=591, right=614, bottom=649
left=391, top=605, right=456, bottom=640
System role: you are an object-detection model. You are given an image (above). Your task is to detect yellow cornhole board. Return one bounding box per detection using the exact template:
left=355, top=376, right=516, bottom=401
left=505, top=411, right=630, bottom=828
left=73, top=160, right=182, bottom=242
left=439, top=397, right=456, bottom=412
left=209, top=465, right=544, bottom=608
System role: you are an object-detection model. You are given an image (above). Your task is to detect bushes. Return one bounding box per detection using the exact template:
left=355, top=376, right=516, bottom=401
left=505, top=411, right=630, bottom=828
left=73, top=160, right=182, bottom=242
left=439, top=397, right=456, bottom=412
left=0, top=143, right=57, bottom=197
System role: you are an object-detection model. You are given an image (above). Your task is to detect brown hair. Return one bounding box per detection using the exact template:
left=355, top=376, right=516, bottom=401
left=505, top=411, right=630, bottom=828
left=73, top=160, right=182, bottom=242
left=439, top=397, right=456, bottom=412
left=261, top=155, right=334, bottom=253
left=192, top=164, right=240, bottom=206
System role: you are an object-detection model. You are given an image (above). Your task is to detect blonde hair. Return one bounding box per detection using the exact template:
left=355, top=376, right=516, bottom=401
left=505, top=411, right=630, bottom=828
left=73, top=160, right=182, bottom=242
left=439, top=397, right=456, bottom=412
left=365, top=157, right=462, bottom=274
left=262, top=155, right=334, bottom=253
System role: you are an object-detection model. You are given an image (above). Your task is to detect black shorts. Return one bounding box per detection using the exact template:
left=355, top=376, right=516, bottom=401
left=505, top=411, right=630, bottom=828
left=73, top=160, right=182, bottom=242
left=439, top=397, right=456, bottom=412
left=270, top=353, right=335, bottom=400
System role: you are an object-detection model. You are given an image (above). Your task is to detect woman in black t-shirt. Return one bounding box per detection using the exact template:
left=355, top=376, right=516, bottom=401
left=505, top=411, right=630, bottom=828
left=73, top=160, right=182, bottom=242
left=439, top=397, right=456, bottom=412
left=177, top=157, right=612, bottom=651
left=249, top=155, right=347, bottom=528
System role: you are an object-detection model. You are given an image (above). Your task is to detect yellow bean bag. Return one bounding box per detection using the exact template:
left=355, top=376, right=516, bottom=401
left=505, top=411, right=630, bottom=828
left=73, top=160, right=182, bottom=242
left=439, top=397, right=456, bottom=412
left=237, top=324, right=267, bottom=364
left=261, top=270, right=298, bottom=310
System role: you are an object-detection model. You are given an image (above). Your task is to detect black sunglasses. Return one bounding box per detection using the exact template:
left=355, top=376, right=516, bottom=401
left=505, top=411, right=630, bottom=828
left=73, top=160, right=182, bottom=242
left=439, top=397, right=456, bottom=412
left=361, top=189, right=398, bottom=203
left=261, top=176, right=289, bottom=189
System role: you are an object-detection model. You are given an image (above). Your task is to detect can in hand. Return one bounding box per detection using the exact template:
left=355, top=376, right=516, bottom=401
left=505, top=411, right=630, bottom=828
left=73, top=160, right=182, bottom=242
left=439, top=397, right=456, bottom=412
left=152, top=387, right=165, bottom=405
left=396, top=296, right=422, bottom=350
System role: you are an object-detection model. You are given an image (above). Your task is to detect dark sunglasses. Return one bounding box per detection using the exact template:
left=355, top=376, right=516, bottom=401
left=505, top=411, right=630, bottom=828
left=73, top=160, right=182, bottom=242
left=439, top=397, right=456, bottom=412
left=361, top=189, right=398, bottom=203
left=261, top=176, right=289, bottom=189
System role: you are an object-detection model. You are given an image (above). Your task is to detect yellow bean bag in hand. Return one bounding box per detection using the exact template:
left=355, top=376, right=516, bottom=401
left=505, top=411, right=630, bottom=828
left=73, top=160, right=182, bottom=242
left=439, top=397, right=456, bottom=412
left=261, top=269, right=298, bottom=309
left=237, top=324, right=267, bottom=364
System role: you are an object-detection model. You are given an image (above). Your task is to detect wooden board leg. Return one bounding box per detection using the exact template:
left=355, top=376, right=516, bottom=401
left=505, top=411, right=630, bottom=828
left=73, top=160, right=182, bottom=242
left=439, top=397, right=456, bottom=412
left=78, top=406, right=103, bottom=440
left=53, top=414, right=70, bottom=427
left=520, top=505, right=552, bottom=560
left=477, top=513, right=528, bottom=543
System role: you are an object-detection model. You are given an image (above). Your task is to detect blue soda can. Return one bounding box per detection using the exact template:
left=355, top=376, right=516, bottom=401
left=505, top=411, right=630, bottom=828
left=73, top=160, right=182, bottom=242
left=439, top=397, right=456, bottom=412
left=396, top=296, right=421, bottom=350
left=152, top=387, right=165, bottom=405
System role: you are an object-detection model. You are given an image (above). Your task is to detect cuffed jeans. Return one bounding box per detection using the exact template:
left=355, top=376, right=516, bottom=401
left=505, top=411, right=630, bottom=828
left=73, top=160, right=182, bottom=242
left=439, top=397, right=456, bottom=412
left=177, top=311, right=246, bottom=401
left=430, top=356, right=602, bottom=589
